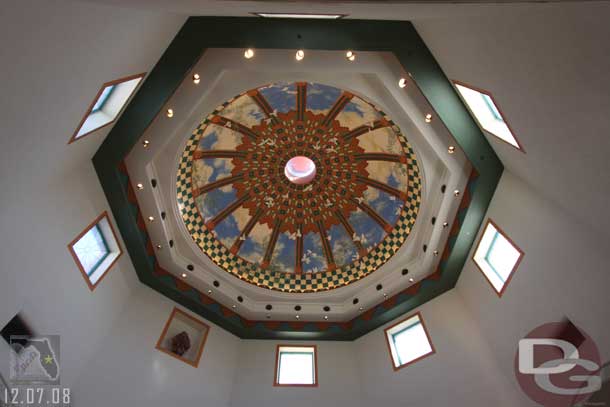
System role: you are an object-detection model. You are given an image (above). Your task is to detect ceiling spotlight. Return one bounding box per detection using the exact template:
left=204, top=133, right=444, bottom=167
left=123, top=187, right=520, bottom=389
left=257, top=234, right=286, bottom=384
left=244, top=48, right=254, bottom=59
left=142, top=140, right=150, bottom=148
left=147, top=216, right=155, bottom=222
left=359, top=307, right=364, bottom=311
left=346, top=50, right=356, bottom=61
left=156, top=244, right=162, bottom=250
left=295, top=50, right=305, bottom=61
left=207, top=289, right=212, bottom=294
left=295, top=315, right=300, bottom=319
left=166, top=109, right=174, bottom=118
left=409, top=278, right=415, bottom=283
left=383, top=293, right=388, bottom=297
left=453, top=189, right=460, bottom=197
left=448, top=146, right=455, bottom=154
left=136, top=183, right=144, bottom=190
left=192, top=73, right=200, bottom=84
left=398, top=78, right=407, bottom=88
left=324, top=315, right=329, bottom=320
left=425, top=113, right=433, bottom=123
left=433, top=250, right=439, bottom=256
left=443, top=222, right=449, bottom=228
left=181, top=273, right=187, bottom=278
left=232, top=305, right=237, bottom=309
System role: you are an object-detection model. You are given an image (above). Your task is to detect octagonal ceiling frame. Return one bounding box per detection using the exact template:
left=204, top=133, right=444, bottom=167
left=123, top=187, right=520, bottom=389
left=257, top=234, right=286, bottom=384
left=93, top=17, right=503, bottom=340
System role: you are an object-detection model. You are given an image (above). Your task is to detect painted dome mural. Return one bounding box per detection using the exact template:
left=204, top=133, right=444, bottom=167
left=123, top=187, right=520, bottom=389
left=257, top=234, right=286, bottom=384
left=177, top=82, right=422, bottom=292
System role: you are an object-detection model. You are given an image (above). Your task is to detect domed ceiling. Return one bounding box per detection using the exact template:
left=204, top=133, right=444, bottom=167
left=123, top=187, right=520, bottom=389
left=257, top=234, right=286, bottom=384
left=104, top=18, right=501, bottom=339
left=177, top=82, right=421, bottom=292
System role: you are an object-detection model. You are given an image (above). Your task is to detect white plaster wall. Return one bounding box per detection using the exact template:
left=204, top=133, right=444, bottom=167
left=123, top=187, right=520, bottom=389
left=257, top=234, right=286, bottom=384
left=455, top=171, right=610, bottom=404
left=0, top=0, right=185, bottom=387
left=229, top=340, right=363, bottom=407
left=71, top=284, right=241, bottom=407
left=354, top=290, right=521, bottom=407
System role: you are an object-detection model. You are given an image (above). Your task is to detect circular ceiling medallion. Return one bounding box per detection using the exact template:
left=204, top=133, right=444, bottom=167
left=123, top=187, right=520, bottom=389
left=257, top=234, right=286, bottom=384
left=177, top=82, right=422, bottom=292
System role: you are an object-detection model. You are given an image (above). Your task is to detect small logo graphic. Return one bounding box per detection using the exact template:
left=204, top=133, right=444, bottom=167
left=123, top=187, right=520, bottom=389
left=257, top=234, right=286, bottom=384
left=515, top=321, right=601, bottom=406
left=9, top=335, right=60, bottom=384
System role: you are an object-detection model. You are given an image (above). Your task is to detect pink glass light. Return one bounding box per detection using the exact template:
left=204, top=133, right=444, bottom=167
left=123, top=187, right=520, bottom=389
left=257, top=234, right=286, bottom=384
left=284, top=156, right=316, bottom=185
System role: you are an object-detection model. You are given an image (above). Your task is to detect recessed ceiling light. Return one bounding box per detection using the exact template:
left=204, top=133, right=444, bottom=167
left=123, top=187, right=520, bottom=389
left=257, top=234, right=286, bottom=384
left=359, top=307, right=364, bottom=311
left=295, top=315, right=300, bottom=319
left=324, top=315, right=328, bottom=320
left=454, top=189, right=460, bottom=197
left=142, top=140, right=150, bottom=148
left=244, top=48, right=254, bottom=59
left=166, top=109, right=174, bottom=118
left=147, top=216, right=154, bottom=222
left=433, top=250, right=439, bottom=256
left=192, top=73, right=200, bottom=84
left=425, top=114, right=433, bottom=123
left=252, top=12, right=346, bottom=19
left=156, top=244, right=162, bottom=249
left=207, top=289, right=212, bottom=294
left=136, top=183, right=144, bottom=190
left=448, top=146, right=455, bottom=154
left=443, top=222, right=449, bottom=228
left=181, top=273, right=187, bottom=278
left=295, top=50, right=305, bottom=61
left=409, top=278, right=415, bottom=283
left=232, top=305, right=236, bottom=309
left=346, top=50, right=356, bottom=62
left=398, top=78, right=407, bottom=88
left=383, top=293, right=388, bottom=297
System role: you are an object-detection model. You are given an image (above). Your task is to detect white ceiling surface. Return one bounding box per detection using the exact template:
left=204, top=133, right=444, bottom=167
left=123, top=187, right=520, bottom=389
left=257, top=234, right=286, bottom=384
left=0, top=0, right=185, bottom=387
left=126, top=48, right=471, bottom=321
left=414, top=3, right=610, bottom=240
left=72, top=0, right=597, bottom=20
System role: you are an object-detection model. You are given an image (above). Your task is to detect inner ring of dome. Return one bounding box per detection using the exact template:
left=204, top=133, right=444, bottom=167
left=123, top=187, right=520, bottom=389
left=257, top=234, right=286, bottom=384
left=284, top=156, right=316, bottom=185
left=177, top=81, right=422, bottom=292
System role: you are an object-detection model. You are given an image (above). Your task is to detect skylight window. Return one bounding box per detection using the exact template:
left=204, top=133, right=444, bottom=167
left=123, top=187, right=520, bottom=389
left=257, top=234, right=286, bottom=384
left=274, top=345, right=317, bottom=386
left=454, top=81, right=524, bottom=152
left=473, top=219, right=524, bottom=296
left=69, top=73, right=145, bottom=144
left=68, top=212, right=123, bottom=291
left=385, top=313, right=434, bottom=370
left=252, top=12, right=346, bottom=19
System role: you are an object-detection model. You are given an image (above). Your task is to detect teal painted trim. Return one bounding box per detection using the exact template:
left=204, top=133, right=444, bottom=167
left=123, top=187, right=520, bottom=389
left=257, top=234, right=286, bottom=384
left=93, top=17, right=503, bottom=340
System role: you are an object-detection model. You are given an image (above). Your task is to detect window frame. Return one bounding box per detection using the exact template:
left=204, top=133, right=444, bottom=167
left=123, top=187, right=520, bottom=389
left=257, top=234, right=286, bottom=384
left=472, top=218, right=524, bottom=297
left=384, top=312, right=435, bottom=371
left=273, top=344, right=318, bottom=387
left=67, top=211, right=123, bottom=291
left=452, top=80, right=525, bottom=153
left=68, top=72, right=145, bottom=144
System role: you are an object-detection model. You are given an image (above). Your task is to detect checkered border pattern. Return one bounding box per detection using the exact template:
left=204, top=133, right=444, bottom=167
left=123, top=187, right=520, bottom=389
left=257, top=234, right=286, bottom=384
left=176, top=87, right=422, bottom=292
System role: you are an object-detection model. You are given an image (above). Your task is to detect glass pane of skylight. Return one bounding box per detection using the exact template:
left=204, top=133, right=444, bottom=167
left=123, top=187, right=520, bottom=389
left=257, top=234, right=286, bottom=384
left=392, top=321, right=433, bottom=366
left=278, top=352, right=314, bottom=384
left=73, top=225, right=109, bottom=275
left=455, top=83, right=522, bottom=150
left=91, top=85, right=115, bottom=112
left=473, top=222, right=523, bottom=294
left=486, top=232, right=521, bottom=282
